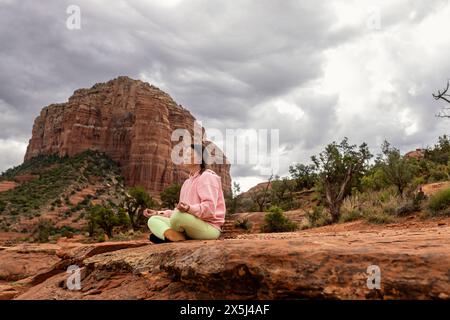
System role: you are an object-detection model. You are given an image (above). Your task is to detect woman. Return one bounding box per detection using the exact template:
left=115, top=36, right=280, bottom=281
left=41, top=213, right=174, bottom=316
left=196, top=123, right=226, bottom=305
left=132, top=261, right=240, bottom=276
left=144, top=143, right=226, bottom=243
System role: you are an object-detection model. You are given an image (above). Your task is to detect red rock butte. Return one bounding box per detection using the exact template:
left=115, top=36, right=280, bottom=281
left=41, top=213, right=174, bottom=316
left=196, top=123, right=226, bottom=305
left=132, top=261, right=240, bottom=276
left=24, top=76, right=232, bottom=196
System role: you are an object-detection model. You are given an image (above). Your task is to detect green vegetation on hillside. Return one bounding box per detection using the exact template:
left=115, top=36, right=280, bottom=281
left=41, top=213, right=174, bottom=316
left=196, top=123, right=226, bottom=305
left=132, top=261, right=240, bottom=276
left=427, top=187, right=450, bottom=216
left=0, top=150, right=122, bottom=216
left=0, top=150, right=125, bottom=233
left=236, top=135, right=450, bottom=228
left=32, top=219, right=78, bottom=243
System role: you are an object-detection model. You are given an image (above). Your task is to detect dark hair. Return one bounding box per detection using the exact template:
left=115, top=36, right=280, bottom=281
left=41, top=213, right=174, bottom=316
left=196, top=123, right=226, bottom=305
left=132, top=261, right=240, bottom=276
left=190, top=143, right=208, bottom=174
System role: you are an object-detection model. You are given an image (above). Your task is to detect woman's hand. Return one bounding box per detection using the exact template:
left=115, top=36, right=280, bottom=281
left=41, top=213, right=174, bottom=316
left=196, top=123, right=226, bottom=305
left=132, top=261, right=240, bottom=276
left=143, top=208, right=158, bottom=218
left=176, top=202, right=190, bottom=213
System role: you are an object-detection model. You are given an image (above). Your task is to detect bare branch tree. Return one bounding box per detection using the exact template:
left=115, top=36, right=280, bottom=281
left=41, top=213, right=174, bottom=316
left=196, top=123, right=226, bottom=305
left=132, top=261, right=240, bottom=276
left=434, top=80, right=450, bottom=118
left=249, top=174, right=273, bottom=212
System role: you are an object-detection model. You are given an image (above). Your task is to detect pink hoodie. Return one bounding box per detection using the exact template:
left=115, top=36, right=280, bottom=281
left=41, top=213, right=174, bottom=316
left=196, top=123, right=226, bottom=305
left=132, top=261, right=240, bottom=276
left=157, top=169, right=226, bottom=231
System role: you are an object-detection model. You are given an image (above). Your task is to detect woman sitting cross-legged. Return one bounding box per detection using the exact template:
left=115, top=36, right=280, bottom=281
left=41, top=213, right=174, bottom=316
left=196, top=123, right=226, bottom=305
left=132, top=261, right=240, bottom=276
left=143, top=143, right=226, bottom=243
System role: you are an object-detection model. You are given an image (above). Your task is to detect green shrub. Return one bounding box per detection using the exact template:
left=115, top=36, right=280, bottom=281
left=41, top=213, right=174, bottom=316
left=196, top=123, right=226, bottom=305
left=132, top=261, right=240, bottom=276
left=305, top=205, right=331, bottom=227
left=122, top=186, right=156, bottom=230
left=364, top=209, right=395, bottom=224
left=340, top=195, right=361, bottom=222
left=394, top=198, right=420, bottom=216
left=234, top=218, right=252, bottom=231
left=288, top=163, right=317, bottom=191
left=376, top=187, right=398, bottom=203
left=311, top=138, right=372, bottom=222
left=261, top=206, right=298, bottom=233
left=96, top=234, right=106, bottom=242
left=237, top=197, right=258, bottom=213
left=411, top=176, right=426, bottom=190
left=377, top=140, right=417, bottom=195
left=160, top=183, right=181, bottom=209
left=339, top=209, right=362, bottom=223
left=339, top=189, right=412, bottom=223
left=427, top=188, right=450, bottom=216
left=33, top=219, right=57, bottom=243
left=80, top=196, right=92, bottom=206
left=424, top=135, right=450, bottom=165
left=54, top=199, right=62, bottom=207
left=429, top=168, right=449, bottom=182
left=361, top=168, right=386, bottom=191
left=87, top=205, right=130, bottom=237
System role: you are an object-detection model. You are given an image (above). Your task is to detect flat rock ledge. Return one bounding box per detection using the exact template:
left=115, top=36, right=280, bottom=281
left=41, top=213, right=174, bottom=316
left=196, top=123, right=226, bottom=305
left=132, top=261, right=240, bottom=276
left=9, top=225, right=450, bottom=300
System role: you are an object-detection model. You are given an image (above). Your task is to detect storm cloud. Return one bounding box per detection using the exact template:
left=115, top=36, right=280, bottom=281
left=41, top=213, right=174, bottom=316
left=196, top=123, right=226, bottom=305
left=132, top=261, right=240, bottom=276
left=1, top=0, right=449, bottom=191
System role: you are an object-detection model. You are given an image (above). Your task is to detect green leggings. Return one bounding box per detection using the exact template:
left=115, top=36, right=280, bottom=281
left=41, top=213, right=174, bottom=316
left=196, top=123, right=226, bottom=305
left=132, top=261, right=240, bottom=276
left=147, top=209, right=221, bottom=240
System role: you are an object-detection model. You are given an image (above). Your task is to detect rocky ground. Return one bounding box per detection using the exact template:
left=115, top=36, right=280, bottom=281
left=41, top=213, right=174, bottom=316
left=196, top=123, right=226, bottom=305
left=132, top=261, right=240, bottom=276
left=1, top=213, right=449, bottom=300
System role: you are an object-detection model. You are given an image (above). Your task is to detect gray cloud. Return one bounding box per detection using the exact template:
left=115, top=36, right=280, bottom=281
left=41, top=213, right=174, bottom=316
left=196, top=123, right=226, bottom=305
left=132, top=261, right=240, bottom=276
left=1, top=0, right=449, bottom=191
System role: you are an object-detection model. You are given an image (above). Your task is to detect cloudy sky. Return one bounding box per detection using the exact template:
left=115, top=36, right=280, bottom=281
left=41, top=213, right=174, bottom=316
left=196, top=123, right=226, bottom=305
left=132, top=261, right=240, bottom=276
left=1, top=0, right=450, bottom=192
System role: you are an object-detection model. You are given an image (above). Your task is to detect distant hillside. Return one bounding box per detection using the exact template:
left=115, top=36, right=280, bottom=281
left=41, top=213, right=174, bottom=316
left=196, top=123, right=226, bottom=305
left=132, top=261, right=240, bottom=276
left=235, top=179, right=318, bottom=213
left=0, top=150, right=126, bottom=237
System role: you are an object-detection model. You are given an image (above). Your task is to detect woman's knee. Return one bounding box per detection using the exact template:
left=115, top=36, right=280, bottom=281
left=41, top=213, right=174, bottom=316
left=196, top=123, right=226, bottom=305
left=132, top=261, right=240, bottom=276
left=206, top=228, right=221, bottom=240
left=169, top=210, right=187, bottom=229
left=147, top=215, right=159, bottom=230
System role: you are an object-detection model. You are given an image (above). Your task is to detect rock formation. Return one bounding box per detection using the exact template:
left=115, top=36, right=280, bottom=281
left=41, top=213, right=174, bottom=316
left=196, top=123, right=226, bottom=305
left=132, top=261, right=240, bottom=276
left=24, top=76, right=231, bottom=196
left=404, top=148, right=425, bottom=160
left=2, top=219, right=450, bottom=300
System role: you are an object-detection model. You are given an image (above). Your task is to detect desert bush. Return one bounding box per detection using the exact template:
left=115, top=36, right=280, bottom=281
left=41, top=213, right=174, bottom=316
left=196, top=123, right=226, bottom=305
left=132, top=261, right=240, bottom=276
left=288, top=163, right=317, bottom=191
left=160, top=183, right=181, bottom=209
left=427, top=188, right=450, bottom=216
left=394, top=195, right=421, bottom=216
left=234, top=218, right=252, bottom=231
left=270, top=177, right=298, bottom=211
left=96, top=234, right=106, bottom=242
left=33, top=219, right=57, bottom=243
left=109, top=230, right=142, bottom=242
left=237, top=197, right=258, bottom=213
left=87, top=205, right=130, bottom=237
left=428, top=166, right=449, bottom=182
left=360, top=168, right=387, bottom=191
left=312, top=138, right=372, bottom=222
left=411, top=176, right=426, bottom=190
left=122, top=186, right=156, bottom=230
left=305, top=205, right=331, bottom=227
left=339, top=188, right=419, bottom=224
left=364, top=208, right=395, bottom=224
left=340, top=195, right=363, bottom=222
left=376, top=141, right=417, bottom=195
left=340, top=209, right=362, bottom=223
left=424, top=135, right=450, bottom=165
left=261, top=206, right=298, bottom=233
left=59, top=226, right=77, bottom=238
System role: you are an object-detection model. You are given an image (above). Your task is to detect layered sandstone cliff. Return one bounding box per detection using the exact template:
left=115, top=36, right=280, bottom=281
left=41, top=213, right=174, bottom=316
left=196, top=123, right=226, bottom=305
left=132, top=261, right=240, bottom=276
left=24, top=76, right=231, bottom=196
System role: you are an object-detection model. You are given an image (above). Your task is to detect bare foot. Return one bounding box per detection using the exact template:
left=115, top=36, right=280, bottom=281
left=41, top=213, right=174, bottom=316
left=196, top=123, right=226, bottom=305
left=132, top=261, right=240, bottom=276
left=164, top=228, right=186, bottom=242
